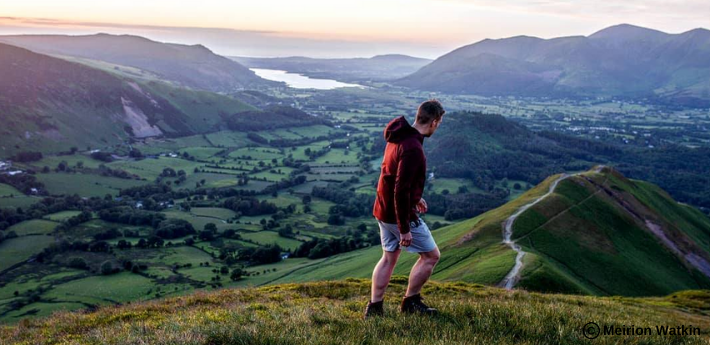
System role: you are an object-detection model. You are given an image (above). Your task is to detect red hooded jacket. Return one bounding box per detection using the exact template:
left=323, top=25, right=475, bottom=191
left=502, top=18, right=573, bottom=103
left=372, top=116, right=426, bottom=234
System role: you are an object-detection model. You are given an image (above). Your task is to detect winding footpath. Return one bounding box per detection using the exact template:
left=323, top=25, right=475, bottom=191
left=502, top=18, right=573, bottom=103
left=499, top=174, right=569, bottom=289
left=499, top=166, right=606, bottom=289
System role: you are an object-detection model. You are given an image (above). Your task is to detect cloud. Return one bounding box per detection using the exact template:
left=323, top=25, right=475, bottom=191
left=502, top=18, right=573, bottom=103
left=0, top=16, right=450, bottom=58
left=434, top=0, right=710, bottom=24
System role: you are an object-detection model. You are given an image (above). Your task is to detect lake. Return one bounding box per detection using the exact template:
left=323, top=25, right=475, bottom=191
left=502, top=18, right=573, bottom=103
left=250, top=68, right=365, bottom=90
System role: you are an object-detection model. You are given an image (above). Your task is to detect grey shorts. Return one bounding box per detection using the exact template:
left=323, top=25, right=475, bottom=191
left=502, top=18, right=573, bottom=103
left=377, top=217, right=438, bottom=253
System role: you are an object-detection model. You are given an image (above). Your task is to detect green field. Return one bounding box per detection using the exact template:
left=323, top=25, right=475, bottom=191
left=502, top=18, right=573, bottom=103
left=0, top=195, right=40, bottom=208
left=43, top=211, right=82, bottom=221
left=189, top=207, right=237, bottom=220
left=6, top=219, right=58, bottom=236
left=0, top=235, right=54, bottom=271
left=36, top=173, right=147, bottom=197
left=239, top=230, right=303, bottom=251
left=0, top=183, right=21, bottom=197
left=42, top=272, right=156, bottom=305
left=429, top=177, right=480, bottom=194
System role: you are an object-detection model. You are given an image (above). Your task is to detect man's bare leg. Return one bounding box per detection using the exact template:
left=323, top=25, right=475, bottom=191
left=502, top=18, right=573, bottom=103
left=405, top=247, right=440, bottom=297
left=370, top=248, right=402, bottom=302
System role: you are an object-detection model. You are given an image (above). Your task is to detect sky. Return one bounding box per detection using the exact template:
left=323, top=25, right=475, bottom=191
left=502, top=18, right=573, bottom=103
left=1, top=0, right=710, bottom=58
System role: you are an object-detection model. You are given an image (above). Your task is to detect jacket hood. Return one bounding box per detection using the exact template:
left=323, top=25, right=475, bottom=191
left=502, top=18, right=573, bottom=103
left=383, top=116, right=423, bottom=143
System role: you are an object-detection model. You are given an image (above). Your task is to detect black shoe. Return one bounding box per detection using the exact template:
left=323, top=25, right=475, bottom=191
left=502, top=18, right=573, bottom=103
left=364, top=300, right=384, bottom=319
left=400, top=294, right=438, bottom=315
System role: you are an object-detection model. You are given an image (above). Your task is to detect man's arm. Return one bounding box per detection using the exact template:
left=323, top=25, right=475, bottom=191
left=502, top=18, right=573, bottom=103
left=394, top=147, right=420, bottom=234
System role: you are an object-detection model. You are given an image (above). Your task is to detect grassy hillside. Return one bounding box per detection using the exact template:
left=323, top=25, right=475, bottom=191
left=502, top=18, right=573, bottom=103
left=0, top=43, right=255, bottom=157
left=262, top=167, right=710, bottom=297
left=513, top=168, right=710, bottom=296
left=2, top=279, right=710, bottom=344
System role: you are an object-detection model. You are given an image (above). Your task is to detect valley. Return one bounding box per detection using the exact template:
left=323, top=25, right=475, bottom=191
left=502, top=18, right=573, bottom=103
left=2, top=26, right=710, bottom=329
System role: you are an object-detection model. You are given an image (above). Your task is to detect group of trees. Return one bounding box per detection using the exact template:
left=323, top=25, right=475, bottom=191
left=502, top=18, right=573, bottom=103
left=10, top=151, right=43, bottom=162
left=154, top=219, right=196, bottom=239
left=424, top=189, right=510, bottom=220
left=90, top=151, right=113, bottom=162
left=311, top=186, right=374, bottom=224
left=293, top=224, right=379, bottom=259
left=225, top=105, right=329, bottom=132
left=232, top=244, right=283, bottom=265
left=0, top=173, right=45, bottom=196
left=98, top=207, right=166, bottom=227
left=222, top=196, right=278, bottom=216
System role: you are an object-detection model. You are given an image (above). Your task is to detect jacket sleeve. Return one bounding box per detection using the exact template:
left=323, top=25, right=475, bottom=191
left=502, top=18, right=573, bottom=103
left=394, top=147, right=421, bottom=234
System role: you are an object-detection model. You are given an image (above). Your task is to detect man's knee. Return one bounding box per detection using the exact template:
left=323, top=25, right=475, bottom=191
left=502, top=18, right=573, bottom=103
left=421, top=248, right=440, bottom=264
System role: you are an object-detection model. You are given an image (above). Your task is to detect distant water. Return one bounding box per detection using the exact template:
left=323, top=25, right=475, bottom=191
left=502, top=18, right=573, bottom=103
left=250, top=68, right=364, bottom=90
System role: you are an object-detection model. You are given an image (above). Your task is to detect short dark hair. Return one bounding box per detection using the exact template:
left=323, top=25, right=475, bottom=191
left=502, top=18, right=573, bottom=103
left=415, top=99, right=445, bottom=124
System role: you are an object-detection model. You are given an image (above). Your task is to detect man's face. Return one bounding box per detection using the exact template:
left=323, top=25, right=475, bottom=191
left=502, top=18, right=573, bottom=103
left=425, top=116, right=443, bottom=137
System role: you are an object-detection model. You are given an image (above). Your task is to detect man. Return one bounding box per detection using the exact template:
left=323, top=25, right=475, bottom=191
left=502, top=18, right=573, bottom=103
left=365, top=99, right=445, bottom=319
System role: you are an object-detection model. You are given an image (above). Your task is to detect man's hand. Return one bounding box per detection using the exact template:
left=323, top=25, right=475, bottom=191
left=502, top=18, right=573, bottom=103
left=400, top=232, right=412, bottom=247
left=415, top=198, right=428, bottom=214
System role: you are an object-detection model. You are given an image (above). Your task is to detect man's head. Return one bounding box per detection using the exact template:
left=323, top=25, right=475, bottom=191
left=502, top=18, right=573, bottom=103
left=414, top=99, right=445, bottom=137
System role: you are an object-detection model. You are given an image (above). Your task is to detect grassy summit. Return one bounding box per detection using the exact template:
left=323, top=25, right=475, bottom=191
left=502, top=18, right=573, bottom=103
left=2, top=278, right=710, bottom=344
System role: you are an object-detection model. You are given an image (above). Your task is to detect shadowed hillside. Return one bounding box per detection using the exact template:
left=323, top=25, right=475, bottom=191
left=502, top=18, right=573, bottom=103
left=2, top=279, right=710, bottom=344
left=0, top=43, right=258, bottom=157
left=0, top=34, right=274, bottom=92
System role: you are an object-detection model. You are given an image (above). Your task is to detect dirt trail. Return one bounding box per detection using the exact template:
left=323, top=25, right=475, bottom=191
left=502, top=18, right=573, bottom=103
left=499, top=174, right=569, bottom=289
left=498, top=167, right=607, bottom=289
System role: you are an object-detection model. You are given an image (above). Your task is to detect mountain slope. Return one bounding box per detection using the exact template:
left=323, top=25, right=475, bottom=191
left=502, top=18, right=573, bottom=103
left=414, top=111, right=710, bottom=210
left=0, top=34, right=272, bottom=92
left=233, top=54, right=432, bottom=82
left=267, top=167, right=710, bottom=297
left=397, top=24, right=710, bottom=106
left=3, top=279, right=710, bottom=344
left=0, top=43, right=255, bottom=157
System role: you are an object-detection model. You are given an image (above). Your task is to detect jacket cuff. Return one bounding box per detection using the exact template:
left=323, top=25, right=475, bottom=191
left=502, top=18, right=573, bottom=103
left=398, top=220, right=411, bottom=234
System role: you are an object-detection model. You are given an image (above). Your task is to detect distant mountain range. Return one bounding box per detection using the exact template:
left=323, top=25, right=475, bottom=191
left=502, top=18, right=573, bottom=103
left=232, top=54, right=432, bottom=82
left=0, top=43, right=257, bottom=156
left=0, top=33, right=274, bottom=92
left=397, top=24, right=710, bottom=107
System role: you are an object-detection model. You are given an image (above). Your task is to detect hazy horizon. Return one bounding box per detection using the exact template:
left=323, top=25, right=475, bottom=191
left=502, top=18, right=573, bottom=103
left=2, top=1, right=710, bottom=59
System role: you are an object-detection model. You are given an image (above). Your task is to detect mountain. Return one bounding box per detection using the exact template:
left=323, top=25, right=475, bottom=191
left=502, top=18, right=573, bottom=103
left=3, top=279, right=709, bottom=343
left=0, top=34, right=273, bottom=92
left=232, top=54, right=432, bottom=82
left=264, top=167, right=710, bottom=296
left=0, top=43, right=255, bottom=157
left=397, top=24, right=710, bottom=107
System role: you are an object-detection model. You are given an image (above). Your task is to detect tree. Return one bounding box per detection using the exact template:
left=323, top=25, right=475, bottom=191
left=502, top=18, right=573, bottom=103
left=199, top=230, right=215, bottom=241
left=100, top=261, right=115, bottom=275
left=68, top=257, right=88, bottom=269
left=204, top=223, right=218, bottom=233
left=117, top=240, right=132, bottom=249
left=155, top=219, right=196, bottom=239
left=230, top=268, right=244, bottom=281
